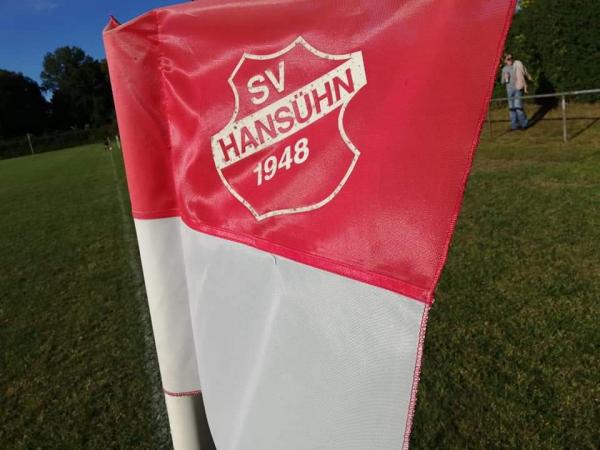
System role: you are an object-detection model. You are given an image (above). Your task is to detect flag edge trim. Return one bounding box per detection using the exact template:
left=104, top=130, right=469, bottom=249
left=402, top=304, right=431, bottom=450
left=429, top=0, right=518, bottom=294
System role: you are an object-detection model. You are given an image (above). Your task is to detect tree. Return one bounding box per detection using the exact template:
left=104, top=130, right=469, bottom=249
left=0, top=70, right=47, bottom=139
left=502, top=0, right=600, bottom=95
left=90, top=60, right=116, bottom=126
left=41, top=46, right=114, bottom=129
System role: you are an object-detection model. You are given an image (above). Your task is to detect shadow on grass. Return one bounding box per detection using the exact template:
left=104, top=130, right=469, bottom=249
left=488, top=116, right=600, bottom=140
left=527, top=102, right=557, bottom=128
left=569, top=118, right=600, bottom=141
left=527, top=72, right=559, bottom=129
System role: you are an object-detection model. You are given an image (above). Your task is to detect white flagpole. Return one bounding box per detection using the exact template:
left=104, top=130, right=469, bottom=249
left=165, top=395, right=214, bottom=449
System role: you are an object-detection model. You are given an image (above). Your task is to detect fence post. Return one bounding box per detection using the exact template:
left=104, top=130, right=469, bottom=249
left=487, top=108, right=493, bottom=138
left=26, top=133, right=34, bottom=155
left=561, top=95, right=568, bottom=142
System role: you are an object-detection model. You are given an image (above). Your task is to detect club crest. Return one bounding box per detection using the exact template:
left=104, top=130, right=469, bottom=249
left=211, top=37, right=367, bottom=220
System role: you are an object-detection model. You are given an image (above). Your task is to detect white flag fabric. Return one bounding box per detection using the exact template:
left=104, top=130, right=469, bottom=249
left=136, top=217, right=428, bottom=448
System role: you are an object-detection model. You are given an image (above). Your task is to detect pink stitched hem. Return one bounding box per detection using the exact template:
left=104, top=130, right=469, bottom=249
left=132, top=208, right=181, bottom=219
left=163, top=388, right=202, bottom=397
left=402, top=304, right=431, bottom=450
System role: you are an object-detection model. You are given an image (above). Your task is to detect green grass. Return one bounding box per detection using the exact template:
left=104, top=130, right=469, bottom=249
left=1, top=104, right=599, bottom=449
left=0, top=145, right=170, bottom=449
left=412, top=104, right=600, bottom=449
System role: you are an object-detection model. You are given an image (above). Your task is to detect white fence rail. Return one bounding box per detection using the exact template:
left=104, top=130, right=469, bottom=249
left=488, top=88, right=600, bottom=142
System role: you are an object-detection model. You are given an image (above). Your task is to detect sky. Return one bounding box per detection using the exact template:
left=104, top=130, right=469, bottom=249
left=0, top=0, right=187, bottom=83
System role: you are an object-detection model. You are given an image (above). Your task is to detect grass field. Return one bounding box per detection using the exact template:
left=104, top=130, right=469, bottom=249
left=1, top=105, right=599, bottom=449
left=0, top=146, right=170, bottom=448
left=413, top=104, right=600, bottom=449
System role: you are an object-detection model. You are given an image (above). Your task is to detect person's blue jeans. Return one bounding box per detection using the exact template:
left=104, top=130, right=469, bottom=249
left=507, top=89, right=528, bottom=129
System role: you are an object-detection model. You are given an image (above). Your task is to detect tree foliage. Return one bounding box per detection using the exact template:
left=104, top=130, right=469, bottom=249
left=0, top=70, right=47, bottom=139
left=41, top=46, right=114, bottom=129
left=502, top=0, right=600, bottom=95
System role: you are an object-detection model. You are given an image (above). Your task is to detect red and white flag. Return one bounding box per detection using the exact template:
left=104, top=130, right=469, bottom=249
left=104, top=1, right=515, bottom=448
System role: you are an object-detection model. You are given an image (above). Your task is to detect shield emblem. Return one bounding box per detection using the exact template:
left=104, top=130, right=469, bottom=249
left=211, top=37, right=367, bottom=221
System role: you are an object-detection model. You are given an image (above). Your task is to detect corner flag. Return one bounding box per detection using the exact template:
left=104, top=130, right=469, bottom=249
left=104, top=1, right=515, bottom=448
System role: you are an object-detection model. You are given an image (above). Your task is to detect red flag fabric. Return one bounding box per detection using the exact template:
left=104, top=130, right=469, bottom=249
left=104, top=1, right=515, bottom=448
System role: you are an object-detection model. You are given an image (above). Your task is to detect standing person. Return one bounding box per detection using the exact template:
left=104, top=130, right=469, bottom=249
left=104, top=136, right=112, bottom=151
left=501, top=53, right=532, bottom=130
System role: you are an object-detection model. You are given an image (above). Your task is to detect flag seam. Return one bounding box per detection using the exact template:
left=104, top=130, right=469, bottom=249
left=129, top=212, right=432, bottom=303
left=132, top=208, right=180, bottom=219
left=178, top=214, right=433, bottom=304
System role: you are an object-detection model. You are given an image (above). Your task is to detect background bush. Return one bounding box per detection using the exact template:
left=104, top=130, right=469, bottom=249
left=494, top=0, right=600, bottom=99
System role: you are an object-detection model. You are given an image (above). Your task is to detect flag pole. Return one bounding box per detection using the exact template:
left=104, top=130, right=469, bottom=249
left=164, top=395, right=214, bottom=449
